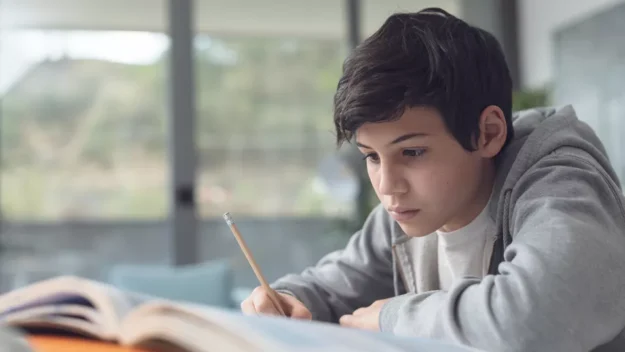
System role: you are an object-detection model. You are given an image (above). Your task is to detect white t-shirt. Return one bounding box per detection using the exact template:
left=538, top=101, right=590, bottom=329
left=436, top=203, right=496, bottom=291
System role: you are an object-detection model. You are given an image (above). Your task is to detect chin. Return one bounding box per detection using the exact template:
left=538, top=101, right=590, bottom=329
left=396, top=222, right=434, bottom=237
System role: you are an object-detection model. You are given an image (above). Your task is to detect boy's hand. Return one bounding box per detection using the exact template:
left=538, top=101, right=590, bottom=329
left=241, top=286, right=312, bottom=320
left=339, top=298, right=390, bottom=331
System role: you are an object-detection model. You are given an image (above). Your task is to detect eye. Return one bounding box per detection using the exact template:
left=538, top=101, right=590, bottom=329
left=403, top=148, right=426, bottom=157
left=363, top=153, right=380, bottom=163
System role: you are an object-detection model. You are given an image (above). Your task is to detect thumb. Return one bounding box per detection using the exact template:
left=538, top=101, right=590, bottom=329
left=289, top=303, right=312, bottom=320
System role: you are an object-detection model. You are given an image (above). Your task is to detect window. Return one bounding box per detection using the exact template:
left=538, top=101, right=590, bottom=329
left=194, top=1, right=354, bottom=218
left=0, top=29, right=169, bottom=220
left=0, top=0, right=172, bottom=291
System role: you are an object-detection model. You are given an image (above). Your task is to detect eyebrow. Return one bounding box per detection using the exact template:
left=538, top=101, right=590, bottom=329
left=355, top=133, right=429, bottom=149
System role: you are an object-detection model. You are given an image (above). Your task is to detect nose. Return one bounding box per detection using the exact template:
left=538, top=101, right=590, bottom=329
left=377, top=162, right=408, bottom=196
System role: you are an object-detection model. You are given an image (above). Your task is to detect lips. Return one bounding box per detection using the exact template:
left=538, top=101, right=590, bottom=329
left=387, top=207, right=420, bottom=222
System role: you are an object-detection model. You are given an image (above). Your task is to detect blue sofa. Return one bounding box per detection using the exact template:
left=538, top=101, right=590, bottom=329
left=107, top=260, right=249, bottom=309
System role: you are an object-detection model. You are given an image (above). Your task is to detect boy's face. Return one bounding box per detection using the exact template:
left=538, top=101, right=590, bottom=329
left=356, top=106, right=505, bottom=236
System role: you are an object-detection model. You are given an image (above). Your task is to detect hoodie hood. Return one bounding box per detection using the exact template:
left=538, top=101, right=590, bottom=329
left=488, top=104, right=621, bottom=225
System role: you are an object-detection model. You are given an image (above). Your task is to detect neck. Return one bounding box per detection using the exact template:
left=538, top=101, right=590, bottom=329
left=440, top=160, right=496, bottom=232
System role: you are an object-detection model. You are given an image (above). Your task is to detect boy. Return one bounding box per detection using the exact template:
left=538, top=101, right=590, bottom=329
left=241, top=8, right=625, bottom=351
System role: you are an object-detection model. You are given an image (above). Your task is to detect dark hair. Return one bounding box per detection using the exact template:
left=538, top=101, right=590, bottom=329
left=333, top=8, right=513, bottom=151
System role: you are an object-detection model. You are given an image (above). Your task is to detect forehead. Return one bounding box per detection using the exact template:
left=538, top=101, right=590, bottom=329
left=355, top=107, right=447, bottom=142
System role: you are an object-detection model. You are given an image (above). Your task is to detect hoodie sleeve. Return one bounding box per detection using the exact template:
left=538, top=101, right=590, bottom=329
left=271, top=204, right=398, bottom=323
left=379, top=151, right=625, bottom=352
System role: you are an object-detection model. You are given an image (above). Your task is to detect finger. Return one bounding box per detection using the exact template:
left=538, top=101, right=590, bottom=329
left=253, top=294, right=280, bottom=315
left=240, top=299, right=256, bottom=315
left=289, top=304, right=312, bottom=320
left=253, top=287, right=285, bottom=315
left=277, top=294, right=298, bottom=316
left=339, top=314, right=356, bottom=327
left=352, top=307, right=366, bottom=316
left=252, top=286, right=267, bottom=295
left=374, top=299, right=390, bottom=307
left=267, top=293, right=287, bottom=316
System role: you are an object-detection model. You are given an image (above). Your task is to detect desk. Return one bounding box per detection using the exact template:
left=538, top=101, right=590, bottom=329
left=28, top=335, right=148, bottom=352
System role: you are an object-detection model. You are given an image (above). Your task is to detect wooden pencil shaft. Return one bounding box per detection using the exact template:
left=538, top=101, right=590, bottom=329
left=224, top=213, right=286, bottom=316
left=230, top=223, right=286, bottom=315
left=230, top=223, right=267, bottom=285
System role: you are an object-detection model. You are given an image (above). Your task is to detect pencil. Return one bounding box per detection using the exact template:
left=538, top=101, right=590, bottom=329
left=223, top=212, right=287, bottom=317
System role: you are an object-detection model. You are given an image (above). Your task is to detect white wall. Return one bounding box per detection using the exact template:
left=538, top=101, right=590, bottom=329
left=362, top=0, right=460, bottom=37
left=0, top=0, right=346, bottom=38
left=518, top=0, right=625, bottom=89
left=0, top=0, right=460, bottom=39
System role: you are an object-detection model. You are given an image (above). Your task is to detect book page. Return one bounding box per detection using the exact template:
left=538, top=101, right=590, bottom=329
left=99, top=286, right=154, bottom=324
left=15, top=316, right=107, bottom=339
left=3, top=304, right=103, bottom=326
left=121, top=312, right=258, bottom=352
left=0, top=276, right=154, bottom=340
left=0, top=293, right=94, bottom=318
left=121, top=301, right=482, bottom=352
left=232, top=315, right=482, bottom=352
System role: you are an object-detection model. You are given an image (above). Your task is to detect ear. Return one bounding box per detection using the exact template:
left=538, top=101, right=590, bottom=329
left=476, top=105, right=507, bottom=158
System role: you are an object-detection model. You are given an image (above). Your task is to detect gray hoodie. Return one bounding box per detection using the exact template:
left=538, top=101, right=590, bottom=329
left=272, top=105, right=625, bottom=352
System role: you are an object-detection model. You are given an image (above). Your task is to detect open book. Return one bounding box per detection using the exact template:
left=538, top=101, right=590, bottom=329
left=0, top=276, right=482, bottom=352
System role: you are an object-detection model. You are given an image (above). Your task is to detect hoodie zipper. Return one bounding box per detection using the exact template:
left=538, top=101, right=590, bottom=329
left=483, top=234, right=498, bottom=277
left=488, top=189, right=512, bottom=275
left=391, top=244, right=410, bottom=293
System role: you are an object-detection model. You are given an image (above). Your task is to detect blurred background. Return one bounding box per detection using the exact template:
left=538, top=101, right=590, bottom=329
left=0, top=0, right=623, bottom=307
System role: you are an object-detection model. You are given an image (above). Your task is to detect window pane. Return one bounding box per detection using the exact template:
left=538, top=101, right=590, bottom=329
left=0, top=30, right=169, bottom=220
left=193, top=1, right=355, bottom=291
left=0, top=0, right=171, bottom=292
left=194, top=31, right=353, bottom=218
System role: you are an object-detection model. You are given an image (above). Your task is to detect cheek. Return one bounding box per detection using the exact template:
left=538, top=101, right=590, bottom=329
left=409, top=160, right=478, bottom=206
left=367, top=166, right=382, bottom=197
left=408, top=168, right=453, bottom=202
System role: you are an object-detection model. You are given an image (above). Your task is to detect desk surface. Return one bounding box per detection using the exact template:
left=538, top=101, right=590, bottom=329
left=28, top=335, right=149, bottom=352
